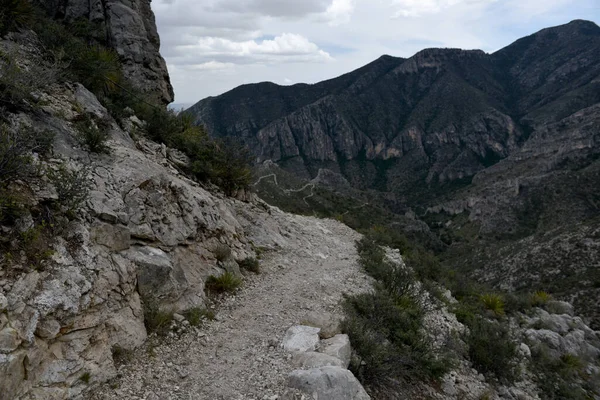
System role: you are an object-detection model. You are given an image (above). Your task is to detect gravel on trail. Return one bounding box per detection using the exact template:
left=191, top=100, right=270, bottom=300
left=90, top=213, right=372, bottom=400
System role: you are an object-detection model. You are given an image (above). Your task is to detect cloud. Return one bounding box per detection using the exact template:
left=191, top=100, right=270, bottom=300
left=168, top=33, right=332, bottom=66
left=324, top=0, right=355, bottom=25
left=390, top=0, right=495, bottom=18
left=213, top=0, right=330, bottom=18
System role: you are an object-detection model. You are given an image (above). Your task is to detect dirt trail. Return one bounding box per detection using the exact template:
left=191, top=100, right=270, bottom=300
left=92, top=212, right=371, bottom=400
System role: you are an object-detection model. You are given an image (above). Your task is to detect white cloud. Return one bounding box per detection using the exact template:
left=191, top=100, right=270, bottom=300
left=324, top=0, right=355, bottom=25
left=171, top=33, right=332, bottom=65
left=390, top=0, right=496, bottom=17
left=187, top=61, right=236, bottom=71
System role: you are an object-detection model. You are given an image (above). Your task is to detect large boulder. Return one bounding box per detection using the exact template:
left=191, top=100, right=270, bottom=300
left=292, top=352, right=345, bottom=369
left=302, top=311, right=342, bottom=339
left=318, top=334, right=352, bottom=368
left=287, top=366, right=370, bottom=400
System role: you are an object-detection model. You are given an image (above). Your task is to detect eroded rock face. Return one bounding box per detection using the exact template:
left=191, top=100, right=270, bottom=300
left=39, top=0, right=174, bottom=104
left=0, top=82, right=253, bottom=399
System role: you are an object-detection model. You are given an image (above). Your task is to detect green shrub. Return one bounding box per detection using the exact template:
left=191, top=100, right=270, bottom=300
left=111, top=345, right=134, bottom=365
left=404, top=247, right=442, bottom=282
left=239, top=257, right=260, bottom=273
left=504, top=292, right=533, bottom=314
left=531, top=344, right=595, bottom=399
left=480, top=293, right=505, bottom=316
left=32, top=15, right=121, bottom=96
left=531, top=291, right=551, bottom=307
left=345, top=238, right=450, bottom=390
left=205, top=272, right=242, bottom=293
left=213, top=244, right=231, bottom=262
left=79, top=372, right=91, bottom=384
left=142, top=295, right=174, bottom=336
left=183, top=307, right=215, bottom=326
left=343, top=288, right=449, bottom=389
left=47, top=164, right=91, bottom=212
left=18, top=221, right=55, bottom=269
left=466, top=317, right=517, bottom=382
left=0, top=0, right=34, bottom=35
left=0, top=189, right=25, bottom=225
left=0, top=124, right=54, bottom=183
left=75, top=114, right=110, bottom=153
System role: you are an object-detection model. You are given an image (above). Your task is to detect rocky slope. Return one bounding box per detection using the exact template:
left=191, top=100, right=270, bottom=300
left=35, top=0, right=174, bottom=104
left=186, top=20, right=600, bottom=327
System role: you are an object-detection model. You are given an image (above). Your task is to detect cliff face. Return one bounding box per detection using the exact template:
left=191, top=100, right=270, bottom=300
left=38, top=0, right=174, bottom=104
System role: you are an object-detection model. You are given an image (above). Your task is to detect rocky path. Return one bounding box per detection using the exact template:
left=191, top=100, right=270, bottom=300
left=91, top=213, right=371, bottom=400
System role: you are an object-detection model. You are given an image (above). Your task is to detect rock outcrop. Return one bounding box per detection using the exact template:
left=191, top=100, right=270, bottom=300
left=0, top=78, right=247, bottom=398
left=38, top=0, right=174, bottom=104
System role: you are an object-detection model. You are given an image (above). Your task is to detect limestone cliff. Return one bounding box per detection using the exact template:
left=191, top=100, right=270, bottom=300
left=37, top=0, right=174, bottom=104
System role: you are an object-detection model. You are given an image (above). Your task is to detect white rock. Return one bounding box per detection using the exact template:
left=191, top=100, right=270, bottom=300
left=318, top=334, right=352, bottom=368
left=292, top=352, right=346, bottom=369
left=287, top=366, right=370, bottom=400
left=282, top=326, right=321, bottom=352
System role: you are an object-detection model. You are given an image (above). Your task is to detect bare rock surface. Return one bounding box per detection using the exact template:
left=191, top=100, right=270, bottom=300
left=281, top=325, right=321, bottom=352
left=287, top=366, right=371, bottom=400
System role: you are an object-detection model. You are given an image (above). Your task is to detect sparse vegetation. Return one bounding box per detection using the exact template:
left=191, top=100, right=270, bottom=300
left=531, top=291, right=551, bottom=307
left=75, top=114, right=110, bottom=153
left=480, top=293, right=505, bottom=316
left=79, top=372, right=91, bottom=384
left=183, top=307, right=215, bottom=326
left=142, top=295, right=174, bottom=336
left=466, top=317, right=517, bottom=382
left=343, top=237, right=449, bottom=391
left=0, top=123, right=54, bottom=182
left=213, top=244, right=231, bottom=262
left=239, top=257, right=260, bottom=273
left=205, top=272, right=242, bottom=293
left=0, top=0, right=34, bottom=36
left=47, top=164, right=91, bottom=212
left=111, top=345, right=134, bottom=365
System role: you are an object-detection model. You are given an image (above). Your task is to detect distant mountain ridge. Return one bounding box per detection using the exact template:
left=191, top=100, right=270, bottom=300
left=186, top=20, right=600, bottom=199
left=186, top=20, right=600, bottom=328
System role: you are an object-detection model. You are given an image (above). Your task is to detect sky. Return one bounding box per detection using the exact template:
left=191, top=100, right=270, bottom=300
left=151, top=0, right=600, bottom=106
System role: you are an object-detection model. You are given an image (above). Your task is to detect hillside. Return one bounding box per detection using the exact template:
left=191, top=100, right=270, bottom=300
left=186, top=20, right=600, bottom=328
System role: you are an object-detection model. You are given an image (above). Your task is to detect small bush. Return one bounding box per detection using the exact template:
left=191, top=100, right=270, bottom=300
left=111, top=345, right=134, bottom=365
left=47, top=164, right=91, bottom=212
left=142, top=295, right=174, bottom=336
left=0, top=189, right=25, bottom=225
left=239, top=257, right=260, bottom=273
left=480, top=293, right=505, bottom=316
left=79, top=372, right=91, bottom=384
left=75, top=114, right=110, bottom=153
left=531, top=291, right=551, bottom=307
left=466, top=317, right=517, bottom=382
left=183, top=307, right=215, bottom=326
left=0, top=124, right=54, bottom=183
left=18, top=221, right=55, bottom=269
left=205, top=272, right=242, bottom=293
left=504, top=292, right=533, bottom=314
left=343, top=288, right=449, bottom=389
left=213, top=244, right=231, bottom=262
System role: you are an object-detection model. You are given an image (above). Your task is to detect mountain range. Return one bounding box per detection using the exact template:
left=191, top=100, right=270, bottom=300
left=185, top=20, right=600, bottom=327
